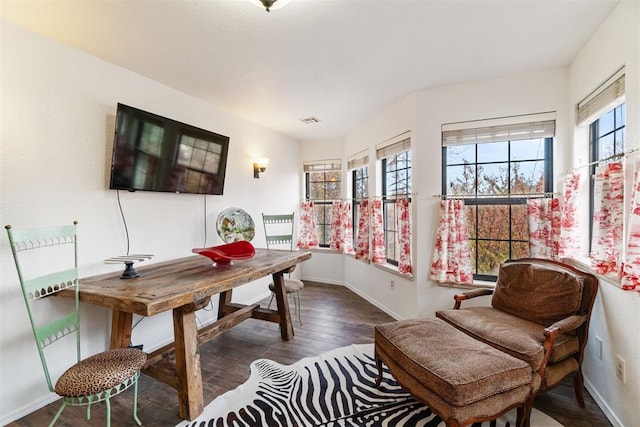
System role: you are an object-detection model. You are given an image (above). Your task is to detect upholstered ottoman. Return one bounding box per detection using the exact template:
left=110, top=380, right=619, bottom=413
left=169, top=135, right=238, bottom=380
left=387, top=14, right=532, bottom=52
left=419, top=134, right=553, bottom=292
left=374, top=318, right=536, bottom=427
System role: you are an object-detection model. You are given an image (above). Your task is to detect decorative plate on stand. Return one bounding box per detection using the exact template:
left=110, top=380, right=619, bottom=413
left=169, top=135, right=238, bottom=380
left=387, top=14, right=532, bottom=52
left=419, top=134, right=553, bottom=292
left=216, top=207, right=255, bottom=243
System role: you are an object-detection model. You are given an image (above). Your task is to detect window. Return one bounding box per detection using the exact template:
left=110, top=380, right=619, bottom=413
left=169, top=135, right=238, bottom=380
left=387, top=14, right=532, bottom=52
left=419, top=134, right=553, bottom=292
left=442, top=117, right=555, bottom=280
left=304, top=160, right=341, bottom=247
left=377, top=134, right=411, bottom=265
left=588, top=103, right=626, bottom=241
left=348, top=153, right=369, bottom=242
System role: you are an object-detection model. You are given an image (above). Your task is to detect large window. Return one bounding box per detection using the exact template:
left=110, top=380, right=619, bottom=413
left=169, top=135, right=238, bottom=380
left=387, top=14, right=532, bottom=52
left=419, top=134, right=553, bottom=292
left=576, top=69, right=626, bottom=247
left=442, top=118, right=555, bottom=280
left=377, top=135, right=411, bottom=265
left=348, top=153, right=369, bottom=243
left=589, top=103, right=626, bottom=236
left=304, top=160, right=341, bottom=248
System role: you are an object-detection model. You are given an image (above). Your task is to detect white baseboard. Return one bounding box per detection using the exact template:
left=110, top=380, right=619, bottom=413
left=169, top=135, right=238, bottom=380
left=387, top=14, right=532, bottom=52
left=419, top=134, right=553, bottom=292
left=584, top=376, right=623, bottom=427
left=341, top=282, right=404, bottom=321
left=301, top=276, right=344, bottom=286
left=1, top=393, right=59, bottom=426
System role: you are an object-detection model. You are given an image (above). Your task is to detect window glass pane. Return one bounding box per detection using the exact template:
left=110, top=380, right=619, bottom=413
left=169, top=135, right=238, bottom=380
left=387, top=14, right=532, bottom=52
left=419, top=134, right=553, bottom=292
left=447, top=144, right=475, bottom=165
left=511, top=204, right=528, bottom=240
left=478, top=141, right=508, bottom=163
left=477, top=240, right=509, bottom=276
left=477, top=205, right=509, bottom=240
left=447, top=164, right=476, bottom=195
left=465, top=205, right=477, bottom=239
left=615, top=104, right=625, bottom=127
left=477, top=163, right=508, bottom=195
left=598, top=133, right=615, bottom=160
left=469, top=238, right=477, bottom=273
left=511, top=161, right=544, bottom=194
left=599, top=109, right=615, bottom=136
left=615, top=129, right=625, bottom=154
left=511, top=241, right=529, bottom=260
left=510, top=138, right=545, bottom=161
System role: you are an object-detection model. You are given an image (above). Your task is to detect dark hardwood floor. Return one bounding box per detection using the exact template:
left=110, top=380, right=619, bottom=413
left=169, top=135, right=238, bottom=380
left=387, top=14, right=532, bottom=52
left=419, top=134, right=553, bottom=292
left=8, top=282, right=611, bottom=426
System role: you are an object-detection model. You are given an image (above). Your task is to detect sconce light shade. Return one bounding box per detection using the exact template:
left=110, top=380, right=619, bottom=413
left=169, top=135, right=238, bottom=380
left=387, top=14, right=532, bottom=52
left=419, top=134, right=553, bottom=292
left=253, top=158, right=269, bottom=178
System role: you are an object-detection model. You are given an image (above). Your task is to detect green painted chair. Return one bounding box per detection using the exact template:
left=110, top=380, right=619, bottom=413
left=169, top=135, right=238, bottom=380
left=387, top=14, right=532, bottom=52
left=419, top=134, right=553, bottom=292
left=5, top=221, right=147, bottom=427
left=262, top=213, right=304, bottom=325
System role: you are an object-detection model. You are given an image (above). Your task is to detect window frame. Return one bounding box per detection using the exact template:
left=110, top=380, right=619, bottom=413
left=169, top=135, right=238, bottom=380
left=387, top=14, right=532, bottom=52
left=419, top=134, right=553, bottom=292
left=351, top=165, right=369, bottom=243
left=442, top=137, right=553, bottom=281
left=588, top=102, right=626, bottom=249
left=381, top=149, right=412, bottom=266
left=304, top=160, right=342, bottom=248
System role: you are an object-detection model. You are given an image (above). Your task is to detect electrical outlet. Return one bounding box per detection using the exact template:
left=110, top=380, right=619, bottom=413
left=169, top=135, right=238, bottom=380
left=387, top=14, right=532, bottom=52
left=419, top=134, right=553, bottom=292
left=596, top=336, right=603, bottom=361
left=616, top=355, right=626, bottom=383
left=389, top=279, right=395, bottom=290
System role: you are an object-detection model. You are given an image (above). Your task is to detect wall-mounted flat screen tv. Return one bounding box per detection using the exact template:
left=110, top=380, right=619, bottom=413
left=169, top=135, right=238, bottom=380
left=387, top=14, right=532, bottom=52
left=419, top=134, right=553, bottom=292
left=109, top=103, right=229, bottom=195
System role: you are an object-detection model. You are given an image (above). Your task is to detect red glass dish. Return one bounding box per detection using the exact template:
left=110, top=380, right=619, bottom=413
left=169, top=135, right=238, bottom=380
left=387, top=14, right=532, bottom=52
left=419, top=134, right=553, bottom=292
left=192, top=241, right=256, bottom=266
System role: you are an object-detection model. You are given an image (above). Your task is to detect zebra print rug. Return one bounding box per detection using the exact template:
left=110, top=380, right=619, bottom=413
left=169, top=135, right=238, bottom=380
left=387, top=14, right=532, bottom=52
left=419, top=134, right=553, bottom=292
left=176, top=344, right=561, bottom=427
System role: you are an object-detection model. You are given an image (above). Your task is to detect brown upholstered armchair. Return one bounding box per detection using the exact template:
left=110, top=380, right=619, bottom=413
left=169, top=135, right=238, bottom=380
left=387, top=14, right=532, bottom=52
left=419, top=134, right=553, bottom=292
left=436, top=258, right=598, bottom=413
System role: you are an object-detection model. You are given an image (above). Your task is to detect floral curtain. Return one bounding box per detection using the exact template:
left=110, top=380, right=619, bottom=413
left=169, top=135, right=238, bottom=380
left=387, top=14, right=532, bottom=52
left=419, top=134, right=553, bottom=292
left=621, top=171, right=640, bottom=291
left=355, top=200, right=370, bottom=261
left=559, top=172, right=582, bottom=258
left=371, top=200, right=386, bottom=264
left=590, top=162, right=624, bottom=275
left=297, top=201, right=319, bottom=249
left=330, top=201, right=355, bottom=255
left=429, top=199, right=473, bottom=284
left=396, top=198, right=412, bottom=275
left=527, top=198, right=560, bottom=260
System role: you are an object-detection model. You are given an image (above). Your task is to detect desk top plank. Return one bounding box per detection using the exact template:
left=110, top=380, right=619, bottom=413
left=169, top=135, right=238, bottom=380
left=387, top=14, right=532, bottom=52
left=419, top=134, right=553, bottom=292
left=67, top=249, right=311, bottom=316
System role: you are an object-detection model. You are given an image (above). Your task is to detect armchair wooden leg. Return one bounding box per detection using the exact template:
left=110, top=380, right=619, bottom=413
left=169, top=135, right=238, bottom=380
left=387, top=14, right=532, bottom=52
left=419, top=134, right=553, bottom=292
left=516, top=394, right=534, bottom=427
left=574, top=370, right=586, bottom=408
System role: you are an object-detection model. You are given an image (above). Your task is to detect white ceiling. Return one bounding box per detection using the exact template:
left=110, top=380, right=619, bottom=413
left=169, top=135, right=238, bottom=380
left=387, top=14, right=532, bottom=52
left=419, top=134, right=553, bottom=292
left=1, top=0, right=619, bottom=140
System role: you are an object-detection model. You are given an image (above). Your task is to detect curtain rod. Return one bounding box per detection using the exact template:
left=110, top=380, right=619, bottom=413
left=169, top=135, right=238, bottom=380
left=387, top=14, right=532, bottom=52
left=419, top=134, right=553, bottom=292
left=302, top=193, right=417, bottom=202
left=432, top=192, right=557, bottom=200
left=570, top=147, right=639, bottom=173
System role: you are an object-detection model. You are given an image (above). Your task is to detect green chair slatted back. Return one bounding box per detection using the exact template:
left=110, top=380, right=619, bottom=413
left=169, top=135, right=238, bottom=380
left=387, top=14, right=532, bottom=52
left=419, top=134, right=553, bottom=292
left=262, top=213, right=295, bottom=250
left=5, top=222, right=80, bottom=393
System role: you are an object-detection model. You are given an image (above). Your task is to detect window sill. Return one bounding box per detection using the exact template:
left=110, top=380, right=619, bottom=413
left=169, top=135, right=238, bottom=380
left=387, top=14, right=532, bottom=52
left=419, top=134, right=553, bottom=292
left=306, top=247, right=342, bottom=255
left=436, top=279, right=496, bottom=290
left=373, top=262, right=414, bottom=280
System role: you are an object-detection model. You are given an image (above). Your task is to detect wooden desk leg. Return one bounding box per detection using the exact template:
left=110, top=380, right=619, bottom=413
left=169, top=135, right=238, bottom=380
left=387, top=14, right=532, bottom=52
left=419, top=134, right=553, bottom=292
left=272, top=272, right=294, bottom=341
left=217, top=290, right=232, bottom=319
left=110, top=310, right=133, bottom=349
left=173, top=305, right=204, bottom=420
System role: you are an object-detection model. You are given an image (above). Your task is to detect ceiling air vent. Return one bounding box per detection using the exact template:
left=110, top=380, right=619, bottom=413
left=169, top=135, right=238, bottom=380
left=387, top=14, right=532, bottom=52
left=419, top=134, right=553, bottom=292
left=299, top=117, right=321, bottom=124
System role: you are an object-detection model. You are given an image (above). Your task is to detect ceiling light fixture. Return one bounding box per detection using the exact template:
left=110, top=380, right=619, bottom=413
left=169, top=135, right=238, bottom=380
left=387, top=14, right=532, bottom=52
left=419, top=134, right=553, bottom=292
left=252, top=0, right=291, bottom=12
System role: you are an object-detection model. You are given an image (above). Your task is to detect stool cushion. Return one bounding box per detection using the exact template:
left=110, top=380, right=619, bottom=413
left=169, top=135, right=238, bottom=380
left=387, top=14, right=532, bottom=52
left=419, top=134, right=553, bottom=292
left=55, top=348, right=147, bottom=397
left=268, top=278, right=304, bottom=293
left=375, top=318, right=531, bottom=407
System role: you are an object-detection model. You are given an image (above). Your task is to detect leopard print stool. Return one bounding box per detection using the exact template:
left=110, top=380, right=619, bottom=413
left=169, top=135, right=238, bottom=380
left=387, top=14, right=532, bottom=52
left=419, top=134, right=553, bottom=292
left=55, top=347, right=147, bottom=397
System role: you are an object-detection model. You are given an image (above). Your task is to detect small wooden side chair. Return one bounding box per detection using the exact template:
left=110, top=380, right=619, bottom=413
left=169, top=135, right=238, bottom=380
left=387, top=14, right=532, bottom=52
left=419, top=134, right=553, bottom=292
left=5, top=221, right=147, bottom=427
left=262, top=213, right=304, bottom=325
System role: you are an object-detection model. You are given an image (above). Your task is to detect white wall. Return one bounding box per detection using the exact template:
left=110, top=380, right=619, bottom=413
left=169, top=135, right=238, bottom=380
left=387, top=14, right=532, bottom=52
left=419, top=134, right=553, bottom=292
left=0, top=22, right=301, bottom=424
left=568, top=2, right=640, bottom=426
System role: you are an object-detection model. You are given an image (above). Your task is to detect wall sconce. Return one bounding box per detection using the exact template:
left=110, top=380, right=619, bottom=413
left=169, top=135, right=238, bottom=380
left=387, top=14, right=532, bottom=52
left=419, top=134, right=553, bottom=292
left=253, top=158, right=269, bottom=178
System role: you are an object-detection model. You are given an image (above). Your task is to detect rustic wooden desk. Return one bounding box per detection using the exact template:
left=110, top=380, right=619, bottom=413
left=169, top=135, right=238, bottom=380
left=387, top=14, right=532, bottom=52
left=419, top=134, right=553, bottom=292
left=68, top=248, right=311, bottom=420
